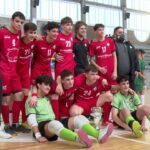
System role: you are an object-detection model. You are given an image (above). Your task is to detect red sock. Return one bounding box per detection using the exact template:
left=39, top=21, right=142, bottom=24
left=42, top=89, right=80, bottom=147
left=1, top=105, right=9, bottom=124
left=12, top=101, right=22, bottom=124
left=102, top=102, right=112, bottom=124
left=21, top=96, right=28, bottom=123
left=51, top=100, right=59, bottom=119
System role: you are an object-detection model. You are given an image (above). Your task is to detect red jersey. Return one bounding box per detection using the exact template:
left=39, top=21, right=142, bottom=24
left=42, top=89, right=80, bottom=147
left=89, top=37, right=116, bottom=75
left=17, top=39, right=36, bottom=76
left=59, top=74, right=85, bottom=118
left=32, top=36, right=56, bottom=70
left=75, top=76, right=105, bottom=103
left=0, top=28, right=20, bottom=74
left=55, top=32, right=76, bottom=77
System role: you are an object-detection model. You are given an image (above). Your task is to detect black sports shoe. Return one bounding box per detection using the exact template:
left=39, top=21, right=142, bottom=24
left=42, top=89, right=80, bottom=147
left=11, top=124, right=31, bottom=133
left=4, top=125, right=17, bottom=136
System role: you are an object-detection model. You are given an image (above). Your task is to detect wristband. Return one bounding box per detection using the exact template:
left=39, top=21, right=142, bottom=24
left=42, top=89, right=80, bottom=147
left=35, top=132, right=41, bottom=139
left=32, top=93, right=37, bottom=97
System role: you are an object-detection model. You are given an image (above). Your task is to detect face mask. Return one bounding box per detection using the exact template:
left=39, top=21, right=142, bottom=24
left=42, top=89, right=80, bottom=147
left=116, top=34, right=125, bottom=43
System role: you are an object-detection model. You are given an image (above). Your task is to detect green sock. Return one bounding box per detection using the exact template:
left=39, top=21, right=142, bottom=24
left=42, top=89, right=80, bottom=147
left=82, top=124, right=99, bottom=138
left=59, top=128, right=78, bottom=141
left=125, top=115, right=135, bottom=128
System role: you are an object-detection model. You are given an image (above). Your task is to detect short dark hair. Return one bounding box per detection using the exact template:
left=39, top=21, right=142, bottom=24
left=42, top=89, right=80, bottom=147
left=11, top=11, right=25, bottom=20
left=74, top=21, right=87, bottom=34
left=45, top=21, right=59, bottom=31
left=139, top=49, right=145, bottom=54
left=117, top=75, right=129, bottom=83
left=114, top=26, right=123, bottom=34
left=85, top=64, right=98, bottom=73
left=93, top=24, right=105, bottom=31
left=61, top=17, right=73, bottom=25
left=61, top=70, right=73, bottom=80
left=24, top=22, right=37, bottom=33
left=36, top=75, right=53, bottom=86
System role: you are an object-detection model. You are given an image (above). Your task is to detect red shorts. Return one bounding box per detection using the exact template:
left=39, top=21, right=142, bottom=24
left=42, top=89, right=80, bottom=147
left=19, top=74, right=30, bottom=89
left=31, top=67, right=52, bottom=85
left=75, top=99, right=97, bottom=116
left=1, top=72, right=22, bottom=95
left=99, top=73, right=117, bottom=86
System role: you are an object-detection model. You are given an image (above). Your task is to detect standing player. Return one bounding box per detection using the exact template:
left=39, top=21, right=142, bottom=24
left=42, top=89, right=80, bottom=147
left=55, top=17, right=76, bottom=78
left=134, top=49, right=146, bottom=104
left=17, top=22, right=37, bottom=130
left=0, top=11, right=25, bottom=135
left=73, top=21, right=89, bottom=75
left=89, top=24, right=117, bottom=125
left=31, top=21, right=59, bottom=84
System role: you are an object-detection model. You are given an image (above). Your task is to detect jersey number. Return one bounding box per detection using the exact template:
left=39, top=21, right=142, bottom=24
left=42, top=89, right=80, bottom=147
left=66, top=41, right=71, bottom=47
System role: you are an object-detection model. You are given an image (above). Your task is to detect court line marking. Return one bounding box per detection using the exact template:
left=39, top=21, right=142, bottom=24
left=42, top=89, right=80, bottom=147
left=113, top=135, right=150, bottom=145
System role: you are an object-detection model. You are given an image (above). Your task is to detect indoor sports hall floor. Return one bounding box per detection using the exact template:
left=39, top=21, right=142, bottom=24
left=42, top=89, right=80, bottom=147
left=0, top=89, right=150, bottom=150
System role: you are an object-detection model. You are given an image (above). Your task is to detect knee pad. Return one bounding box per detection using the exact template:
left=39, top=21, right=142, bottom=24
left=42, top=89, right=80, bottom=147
left=73, top=115, right=89, bottom=129
left=48, top=120, right=64, bottom=135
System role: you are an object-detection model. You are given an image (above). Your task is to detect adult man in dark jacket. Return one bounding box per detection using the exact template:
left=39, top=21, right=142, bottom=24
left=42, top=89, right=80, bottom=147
left=113, top=26, right=139, bottom=89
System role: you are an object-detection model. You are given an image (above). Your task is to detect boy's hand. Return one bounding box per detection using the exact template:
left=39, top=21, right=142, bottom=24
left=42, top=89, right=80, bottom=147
left=37, top=136, right=48, bottom=143
left=99, top=67, right=107, bottom=74
left=29, top=96, right=38, bottom=107
left=128, top=88, right=135, bottom=95
left=56, top=84, right=64, bottom=96
left=102, top=79, right=108, bottom=87
left=141, top=124, right=148, bottom=132
left=112, top=71, right=117, bottom=80
left=55, top=53, right=64, bottom=62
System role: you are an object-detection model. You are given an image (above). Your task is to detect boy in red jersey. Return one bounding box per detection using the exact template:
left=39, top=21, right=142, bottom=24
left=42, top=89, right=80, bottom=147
left=69, top=65, right=113, bottom=118
left=17, top=22, right=37, bottom=130
left=31, top=21, right=59, bottom=84
left=0, top=11, right=25, bottom=135
left=55, top=17, right=76, bottom=78
left=89, top=24, right=117, bottom=125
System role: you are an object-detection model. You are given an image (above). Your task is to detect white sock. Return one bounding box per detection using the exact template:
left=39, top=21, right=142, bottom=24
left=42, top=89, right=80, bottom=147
left=141, top=95, right=145, bottom=105
left=9, top=112, right=12, bottom=126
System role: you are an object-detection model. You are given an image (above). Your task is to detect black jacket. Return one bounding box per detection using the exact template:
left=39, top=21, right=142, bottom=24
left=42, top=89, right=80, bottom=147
left=115, top=40, right=139, bottom=89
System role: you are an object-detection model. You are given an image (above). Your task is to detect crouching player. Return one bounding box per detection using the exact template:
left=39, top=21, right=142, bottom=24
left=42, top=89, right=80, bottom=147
left=57, top=70, right=113, bottom=144
left=112, top=75, right=150, bottom=138
left=26, top=75, right=92, bottom=148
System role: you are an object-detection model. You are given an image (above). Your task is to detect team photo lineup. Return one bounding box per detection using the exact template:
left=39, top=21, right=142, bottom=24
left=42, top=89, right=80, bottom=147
left=0, top=10, right=150, bottom=148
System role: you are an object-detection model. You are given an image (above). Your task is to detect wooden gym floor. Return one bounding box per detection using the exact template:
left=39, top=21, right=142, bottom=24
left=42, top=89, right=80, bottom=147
left=0, top=89, right=150, bottom=150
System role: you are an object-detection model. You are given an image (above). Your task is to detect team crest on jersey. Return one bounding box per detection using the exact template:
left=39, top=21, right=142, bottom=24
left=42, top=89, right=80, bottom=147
left=17, top=36, right=19, bottom=39
left=70, top=37, right=73, bottom=41
left=84, top=43, right=87, bottom=47
left=107, top=43, right=110, bottom=47
left=53, top=45, right=56, bottom=49
left=93, top=86, right=97, bottom=91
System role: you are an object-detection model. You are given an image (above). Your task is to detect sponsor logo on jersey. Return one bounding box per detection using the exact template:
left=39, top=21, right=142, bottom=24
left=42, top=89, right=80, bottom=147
left=41, top=47, right=46, bottom=50
left=60, top=38, right=65, bottom=41
left=4, top=36, right=10, bottom=39
left=93, top=86, right=97, bottom=91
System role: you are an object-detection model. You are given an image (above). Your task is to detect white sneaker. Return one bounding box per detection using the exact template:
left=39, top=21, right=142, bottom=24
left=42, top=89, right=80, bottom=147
left=98, top=123, right=113, bottom=143
left=0, top=130, right=12, bottom=139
